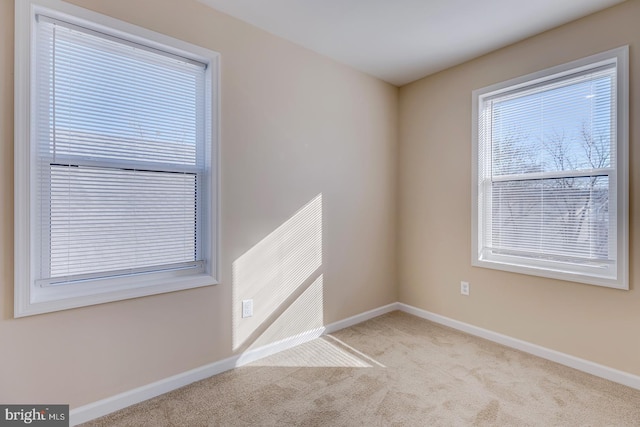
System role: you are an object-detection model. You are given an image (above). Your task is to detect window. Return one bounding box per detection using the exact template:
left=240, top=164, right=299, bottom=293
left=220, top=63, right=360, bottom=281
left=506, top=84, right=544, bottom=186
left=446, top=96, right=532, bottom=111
left=15, top=0, right=220, bottom=317
left=472, top=47, right=628, bottom=289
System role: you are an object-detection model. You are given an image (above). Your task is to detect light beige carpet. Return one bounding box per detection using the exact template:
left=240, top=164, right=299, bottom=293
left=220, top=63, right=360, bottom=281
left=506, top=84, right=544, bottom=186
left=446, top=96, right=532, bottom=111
left=82, top=311, right=640, bottom=426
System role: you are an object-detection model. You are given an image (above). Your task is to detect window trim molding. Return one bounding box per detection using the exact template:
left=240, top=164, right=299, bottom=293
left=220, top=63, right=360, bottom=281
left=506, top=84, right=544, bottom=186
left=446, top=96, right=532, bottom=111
left=471, top=46, right=629, bottom=290
left=15, top=0, right=221, bottom=317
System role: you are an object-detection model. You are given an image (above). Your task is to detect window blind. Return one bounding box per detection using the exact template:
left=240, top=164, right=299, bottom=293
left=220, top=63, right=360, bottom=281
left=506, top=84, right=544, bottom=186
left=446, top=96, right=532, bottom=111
left=478, top=64, right=617, bottom=270
left=35, top=16, right=207, bottom=285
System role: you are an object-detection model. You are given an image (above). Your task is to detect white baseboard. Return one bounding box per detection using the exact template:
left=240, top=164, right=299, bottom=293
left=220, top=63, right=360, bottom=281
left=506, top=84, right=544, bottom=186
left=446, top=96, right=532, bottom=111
left=397, top=303, right=640, bottom=391
left=324, top=302, right=399, bottom=334
left=235, top=302, right=399, bottom=366
left=69, top=355, right=238, bottom=426
left=69, top=302, right=398, bottom=426
left=235, top=327, right=326, bottom=366
left=71, top=301, right=639, bottom=425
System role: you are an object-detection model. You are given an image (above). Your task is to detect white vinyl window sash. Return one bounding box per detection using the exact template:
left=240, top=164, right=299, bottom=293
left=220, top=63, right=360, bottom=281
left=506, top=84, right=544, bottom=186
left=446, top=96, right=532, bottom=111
left=472, top=47, right=628, bottom=289
left=15, top=0, right=220, bottom=317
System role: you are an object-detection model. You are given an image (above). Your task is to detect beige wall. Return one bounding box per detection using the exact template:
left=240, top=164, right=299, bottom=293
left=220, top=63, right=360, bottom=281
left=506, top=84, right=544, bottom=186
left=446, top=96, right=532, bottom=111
left=0, top=0, right=398, bottom=406
left=399, top=0, right=639, bottom=375
left=2, top=0, right=638, bottom=412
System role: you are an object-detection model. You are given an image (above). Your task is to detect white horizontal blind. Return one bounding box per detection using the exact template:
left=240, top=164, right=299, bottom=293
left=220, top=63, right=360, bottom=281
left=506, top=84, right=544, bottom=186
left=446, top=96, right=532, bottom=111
left=479, top=64, right=617, bottom=270
left=35, top=16, right=206, bottom=285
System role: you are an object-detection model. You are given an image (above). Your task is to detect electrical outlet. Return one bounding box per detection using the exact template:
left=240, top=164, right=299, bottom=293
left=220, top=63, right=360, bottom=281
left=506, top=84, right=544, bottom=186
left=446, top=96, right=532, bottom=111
left=460, top=281, right=470, bottom=296
left=242, top=299, right=253, bottom=318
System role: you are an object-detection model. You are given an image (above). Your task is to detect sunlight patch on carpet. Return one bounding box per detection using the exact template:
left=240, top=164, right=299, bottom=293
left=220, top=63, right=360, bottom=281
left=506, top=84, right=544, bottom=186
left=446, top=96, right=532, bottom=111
left=253, top=335, right=384, bottom=368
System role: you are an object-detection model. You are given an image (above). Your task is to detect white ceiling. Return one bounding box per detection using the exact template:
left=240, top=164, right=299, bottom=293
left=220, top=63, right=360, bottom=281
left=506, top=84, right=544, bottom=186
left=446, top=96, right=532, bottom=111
left=197, top=0, right=625, bottom=86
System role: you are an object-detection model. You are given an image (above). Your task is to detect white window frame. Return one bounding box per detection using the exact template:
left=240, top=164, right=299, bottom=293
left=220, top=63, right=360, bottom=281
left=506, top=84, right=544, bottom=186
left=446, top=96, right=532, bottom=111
left=14, top=0, right=221, bottom=317
left=471, top=47, right=628, bottom=290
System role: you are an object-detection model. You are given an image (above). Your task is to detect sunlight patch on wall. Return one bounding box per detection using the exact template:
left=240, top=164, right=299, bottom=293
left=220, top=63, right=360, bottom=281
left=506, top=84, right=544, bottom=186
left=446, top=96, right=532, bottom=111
left=249, top=274, right=324, bottom=350
left=232, top=194, right=323, bottom=351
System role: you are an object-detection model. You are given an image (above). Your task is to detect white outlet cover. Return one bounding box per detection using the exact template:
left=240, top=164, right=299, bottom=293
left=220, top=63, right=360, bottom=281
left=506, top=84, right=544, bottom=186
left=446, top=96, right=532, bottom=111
left=461, top=281, right=470, bottom=296
left=242, top=299, right=253, bottom=318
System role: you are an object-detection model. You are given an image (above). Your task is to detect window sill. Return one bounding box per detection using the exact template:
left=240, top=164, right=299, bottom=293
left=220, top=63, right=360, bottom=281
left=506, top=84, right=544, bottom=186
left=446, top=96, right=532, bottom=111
left=15, top=273, right=219, bottom=318
left=472, top=257, right=627, bottom=290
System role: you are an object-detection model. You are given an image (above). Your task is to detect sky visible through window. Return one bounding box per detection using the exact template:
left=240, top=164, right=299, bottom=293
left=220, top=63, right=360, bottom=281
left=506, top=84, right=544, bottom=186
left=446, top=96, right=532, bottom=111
left=48, top=23, right=202, bottom=166
left=491, top=72, right=613, bottom=176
